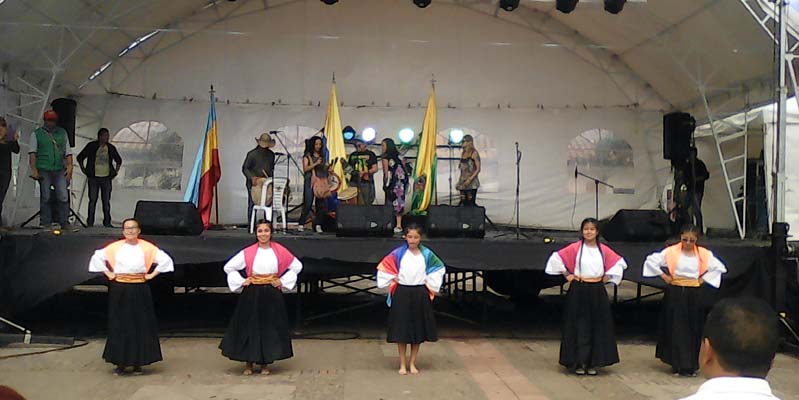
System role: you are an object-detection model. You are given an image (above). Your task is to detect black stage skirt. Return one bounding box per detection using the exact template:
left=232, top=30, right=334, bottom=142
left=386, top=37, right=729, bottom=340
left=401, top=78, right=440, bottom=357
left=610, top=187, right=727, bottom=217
left=103, top=282, right=163, bottom=367
left=387, top=284, right=438, bottom=344
left=219, top=284, right=293, bottom=364
left=559, top=281, right=619, bottom=368
left=656, top=285, right=706, bottom=372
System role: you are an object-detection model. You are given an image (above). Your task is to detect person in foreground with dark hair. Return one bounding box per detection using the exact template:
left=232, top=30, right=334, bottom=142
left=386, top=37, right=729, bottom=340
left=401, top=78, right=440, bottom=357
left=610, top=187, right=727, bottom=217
left=643, top=224, right=727, bottom=377
left=545, top=217, right=627, bottom=376
left=219, top=219, right=302, bottom=376
left=680, top=296, right=781, bottom=400
left=376, top=224, right=445, bottom=375
left=88, top=218, right=174, bottom=375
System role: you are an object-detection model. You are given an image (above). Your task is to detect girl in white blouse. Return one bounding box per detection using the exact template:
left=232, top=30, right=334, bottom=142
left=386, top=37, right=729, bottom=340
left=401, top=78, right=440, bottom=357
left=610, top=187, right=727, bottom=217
left=88, top=218, right=174, bottom=375
left=219, top=220, right=303, bottom=375
left=545, top=217, right=627, bottom=376
left=377, top=224, right=446, bottom=375
left=643, top=224, right=727, bottom=377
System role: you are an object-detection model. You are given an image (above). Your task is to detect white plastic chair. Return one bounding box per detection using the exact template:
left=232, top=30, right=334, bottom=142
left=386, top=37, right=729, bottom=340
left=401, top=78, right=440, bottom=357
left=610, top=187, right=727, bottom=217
left=271, top=177, right=288, bottom=231
left=250, top=178, right=273, bottom=234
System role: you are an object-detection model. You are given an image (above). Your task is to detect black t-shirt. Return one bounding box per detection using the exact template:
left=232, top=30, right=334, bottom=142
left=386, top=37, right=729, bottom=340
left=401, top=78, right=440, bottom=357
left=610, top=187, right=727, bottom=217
left=348, top=150, right=378, bottom=181
left=675, top=158, right=710, bottom=195
left=0, top=140, right=20, bottom=175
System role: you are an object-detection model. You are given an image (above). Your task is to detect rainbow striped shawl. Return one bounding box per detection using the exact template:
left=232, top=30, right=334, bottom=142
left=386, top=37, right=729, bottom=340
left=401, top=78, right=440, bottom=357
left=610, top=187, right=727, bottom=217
left=376, top=244, right=445, bottom=306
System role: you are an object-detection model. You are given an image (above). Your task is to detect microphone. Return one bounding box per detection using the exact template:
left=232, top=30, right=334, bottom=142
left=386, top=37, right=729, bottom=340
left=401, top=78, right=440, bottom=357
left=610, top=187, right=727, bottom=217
left=574, top=165, right=578, bottom=179
left=269, top=130, right=283, bottom=134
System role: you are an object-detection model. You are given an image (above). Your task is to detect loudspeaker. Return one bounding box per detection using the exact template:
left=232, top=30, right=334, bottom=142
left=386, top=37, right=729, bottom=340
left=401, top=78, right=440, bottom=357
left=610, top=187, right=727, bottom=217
left=133, top=201, right=203, bottom=236
left=602, top=209, right=671, bottom=242
left=50, top=98, right=77, bottom=147
left=663, top=112, right=695, bottom=161
left=336, top=205, right=395, bottom=237
left=426, top=205, right=486, bottom=238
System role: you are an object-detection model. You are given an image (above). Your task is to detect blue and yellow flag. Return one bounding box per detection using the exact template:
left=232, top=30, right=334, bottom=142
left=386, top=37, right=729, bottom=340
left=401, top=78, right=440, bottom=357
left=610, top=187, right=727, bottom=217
left=184, top=92, right=221, bottom=228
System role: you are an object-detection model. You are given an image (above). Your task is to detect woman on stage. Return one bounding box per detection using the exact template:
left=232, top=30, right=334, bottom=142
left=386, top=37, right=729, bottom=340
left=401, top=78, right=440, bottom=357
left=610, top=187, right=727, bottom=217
left=220, top=220, right=302, bottom=375
left=376, top=224, right=445, bottom=375
left=298, top=136, right=327, bottom=232
left=381, top=138, right=409, bottom=233
left=455, top=134, right=480, bottom=206
left=643, top=224, right=727, bottom=377
left=88, top=218, right=174, bottom=375
left=545, top=218, right=627, bottom=376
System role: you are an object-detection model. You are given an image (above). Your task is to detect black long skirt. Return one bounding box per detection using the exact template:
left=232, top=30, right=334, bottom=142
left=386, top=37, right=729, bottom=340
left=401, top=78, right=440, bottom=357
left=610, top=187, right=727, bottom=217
left=103, top=282, right=163, bottom=367
left=559, top=281, right=619, bottom=368
left=219, top=284, right=293, bottom=364
left=656, top=285, right=705, bottom=373
left=387, top=285, right=438, bottom=344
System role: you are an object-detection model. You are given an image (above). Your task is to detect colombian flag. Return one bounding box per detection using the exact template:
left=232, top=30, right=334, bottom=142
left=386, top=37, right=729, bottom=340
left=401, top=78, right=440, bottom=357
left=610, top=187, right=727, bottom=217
left=184, top=92, right=221, bottom=229
left=410, top=88, right=437, bottom=214
left=324, top=82, right=348, bottom=192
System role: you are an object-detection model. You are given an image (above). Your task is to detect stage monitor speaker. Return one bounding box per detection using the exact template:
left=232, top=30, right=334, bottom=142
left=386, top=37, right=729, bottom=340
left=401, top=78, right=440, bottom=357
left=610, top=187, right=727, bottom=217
left=426, top=205, right=486, bottom=238
left=336, top=205, right=395, bottom=237
left=50, top=98, right=77, bottom=147
left=133, top=201, right=203, bottom=236
left=663, top=112, right=695, bottom=161
left=602, top=209, right=671, bottom=242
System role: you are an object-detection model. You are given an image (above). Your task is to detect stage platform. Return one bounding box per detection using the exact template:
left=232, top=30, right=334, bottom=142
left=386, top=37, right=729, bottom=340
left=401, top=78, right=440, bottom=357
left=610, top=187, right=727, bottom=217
left=0, top=227, right=773, bottom=316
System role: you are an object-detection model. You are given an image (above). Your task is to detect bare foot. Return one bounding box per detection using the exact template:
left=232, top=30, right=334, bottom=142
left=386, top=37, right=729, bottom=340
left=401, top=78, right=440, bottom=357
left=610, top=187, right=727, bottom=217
left=260, top=368, right=271, bottom=375
left=398, top=366, right=408, bottom=375
left=409, top=365, right=420, bottom=375
left=243, top=367, right=253, bottom=376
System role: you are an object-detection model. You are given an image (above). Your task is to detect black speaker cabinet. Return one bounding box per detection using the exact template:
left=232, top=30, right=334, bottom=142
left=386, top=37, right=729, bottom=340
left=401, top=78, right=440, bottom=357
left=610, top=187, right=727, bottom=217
left=133, top=201, right=203, bottom=236
left=602, top=209, right=671, bottom=242
left=336, top=205, right=395, bottom=237
left=50, top=98, right=77, bottom=148
left=663, top=112, right=695, bottom=161
left=426, top=205, right=486, bottom=238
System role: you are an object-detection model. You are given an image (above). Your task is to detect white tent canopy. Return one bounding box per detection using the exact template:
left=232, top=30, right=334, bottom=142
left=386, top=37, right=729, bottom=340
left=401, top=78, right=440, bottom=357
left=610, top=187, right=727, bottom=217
left=0, top=0, right=790, bottom=230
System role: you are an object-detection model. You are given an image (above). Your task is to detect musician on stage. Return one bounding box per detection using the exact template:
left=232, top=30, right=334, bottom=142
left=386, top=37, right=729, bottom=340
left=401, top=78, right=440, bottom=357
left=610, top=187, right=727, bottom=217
left=348, top=138, right=378, bottom=205
left=298, top=136, right=327, bottom=232
left=643, top=224, right=727, bottom=377
left=88, top=218, right=174, bottom=375
left=243, top=133, right=276, bottom=221
left=219, top=219, right=302, bottom=375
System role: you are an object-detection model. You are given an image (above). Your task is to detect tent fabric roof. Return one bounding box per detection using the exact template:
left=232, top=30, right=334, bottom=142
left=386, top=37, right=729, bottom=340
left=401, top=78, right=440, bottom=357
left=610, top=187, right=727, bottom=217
left=0, top=0, right=780, bottom=115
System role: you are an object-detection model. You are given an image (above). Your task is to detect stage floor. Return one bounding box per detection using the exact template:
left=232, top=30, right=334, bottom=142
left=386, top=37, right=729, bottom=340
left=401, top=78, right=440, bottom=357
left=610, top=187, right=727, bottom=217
left=0, top=226, right=772, bottom=316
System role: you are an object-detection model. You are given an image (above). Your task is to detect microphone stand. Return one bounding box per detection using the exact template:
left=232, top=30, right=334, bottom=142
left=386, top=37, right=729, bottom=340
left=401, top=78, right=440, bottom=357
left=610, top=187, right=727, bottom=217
left=575, top=167, right=614, bottom=219
left=495, top=142, right=528, bottom=239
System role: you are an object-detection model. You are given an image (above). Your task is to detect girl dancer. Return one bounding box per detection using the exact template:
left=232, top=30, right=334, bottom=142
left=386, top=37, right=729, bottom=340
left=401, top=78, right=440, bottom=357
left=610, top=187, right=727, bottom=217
left=643, top=224, right=727, bottom=377
left=219, top=220, right=303, bottom=375
left=376, top=224, right=445, bottom=375
left=545, top=218, right=627, bottom=375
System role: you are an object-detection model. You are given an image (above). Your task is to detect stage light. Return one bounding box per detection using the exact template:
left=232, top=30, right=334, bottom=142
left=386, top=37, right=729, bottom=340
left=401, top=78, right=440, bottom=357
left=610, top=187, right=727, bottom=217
left=321, top=0, right=338, bottom=4
left=362, top=127, right=377, bottom=143
left=343, top=125, right=356, bottom=141
left=604, top=0, right=626, bottom=14
left=499, top=0, right=519, bottom=12
left=556, top=0, right=579, bottom=13
left=449, top=129, right=464, bottom=144
left=413, top=0, right=431, bottom=8
left=398, top=128, right=415, bottom=144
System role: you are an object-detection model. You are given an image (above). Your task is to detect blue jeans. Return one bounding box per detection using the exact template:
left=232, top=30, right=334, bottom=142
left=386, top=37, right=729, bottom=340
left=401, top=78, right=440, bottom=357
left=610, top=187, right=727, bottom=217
left=39, top=169, right=69, bottom=226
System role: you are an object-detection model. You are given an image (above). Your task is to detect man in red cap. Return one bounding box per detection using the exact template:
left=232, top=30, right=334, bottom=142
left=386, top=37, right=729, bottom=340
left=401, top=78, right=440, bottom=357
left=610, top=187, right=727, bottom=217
left=28, top=110, right=73, bottom=229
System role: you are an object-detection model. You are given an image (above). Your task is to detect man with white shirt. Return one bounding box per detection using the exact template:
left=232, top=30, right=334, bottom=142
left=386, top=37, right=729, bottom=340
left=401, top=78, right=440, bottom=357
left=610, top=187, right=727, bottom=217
left=681, top=296, right=781, bottom=400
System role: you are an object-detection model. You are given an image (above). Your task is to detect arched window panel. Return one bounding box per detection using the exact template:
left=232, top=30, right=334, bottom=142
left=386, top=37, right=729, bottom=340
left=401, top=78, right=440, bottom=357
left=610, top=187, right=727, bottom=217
left=112, top=121, right=184, bottom=191
left=567, top=128, right=634, bottom=194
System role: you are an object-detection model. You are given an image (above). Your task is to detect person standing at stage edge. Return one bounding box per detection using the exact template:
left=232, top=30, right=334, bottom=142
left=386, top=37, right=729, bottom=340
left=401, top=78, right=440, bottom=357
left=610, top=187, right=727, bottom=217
left=88, top=218, right=174, bottom=375
left=28, top=110, right=73, bottom=229
left=643, top=224, right=727, bottom=377
left=0, top=117, right=20, bottom=228
left=242, top=133, right=276, bottom=222
left=77, top=128, right=122, bottom=228
left=545, top=217, right=627, bottom=376
left=348, top=138, right=378, bottom=205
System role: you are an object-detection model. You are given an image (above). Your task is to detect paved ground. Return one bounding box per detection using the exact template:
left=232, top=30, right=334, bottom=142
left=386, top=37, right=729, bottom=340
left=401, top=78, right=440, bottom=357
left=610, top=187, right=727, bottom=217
left=2, top=337, right=798, bottom=400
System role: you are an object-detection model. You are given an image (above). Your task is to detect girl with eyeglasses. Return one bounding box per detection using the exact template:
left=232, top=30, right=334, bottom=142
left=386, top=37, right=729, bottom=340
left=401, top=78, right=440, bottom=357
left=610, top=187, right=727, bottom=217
left=642, top=224, right=727, bottom=377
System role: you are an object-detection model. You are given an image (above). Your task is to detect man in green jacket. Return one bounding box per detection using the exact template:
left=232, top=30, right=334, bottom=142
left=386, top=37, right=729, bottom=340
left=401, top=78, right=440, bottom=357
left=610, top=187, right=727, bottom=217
left=29, top=110, right=73, bottom=228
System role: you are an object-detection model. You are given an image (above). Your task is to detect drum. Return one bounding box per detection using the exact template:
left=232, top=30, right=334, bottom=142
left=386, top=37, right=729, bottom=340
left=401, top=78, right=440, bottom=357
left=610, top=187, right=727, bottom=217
left=337, top=186, right=358, bottom=204
left=251, top=178, right=290, bottom=206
